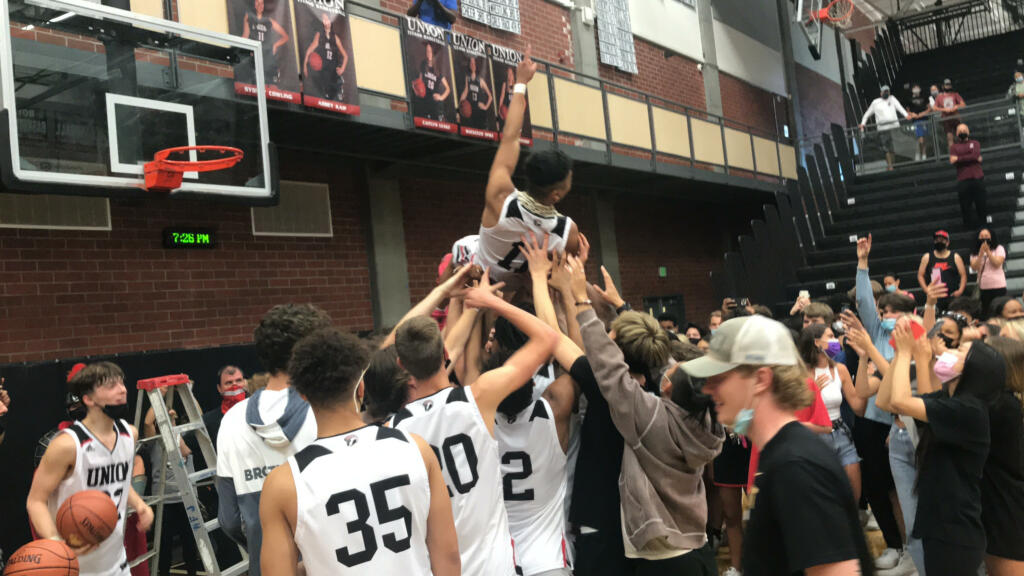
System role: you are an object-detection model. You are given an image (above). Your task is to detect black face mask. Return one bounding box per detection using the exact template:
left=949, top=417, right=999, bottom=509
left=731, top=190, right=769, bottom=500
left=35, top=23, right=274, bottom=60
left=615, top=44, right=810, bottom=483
left=935, top=241, right=948, bottom=251
left=688, top=337, right=702, bottom=346
left=977, top=238, right=991, bottom=250
left=101, top=403, right=130, bottom=421
left=958, top=133, right=969, bottom=141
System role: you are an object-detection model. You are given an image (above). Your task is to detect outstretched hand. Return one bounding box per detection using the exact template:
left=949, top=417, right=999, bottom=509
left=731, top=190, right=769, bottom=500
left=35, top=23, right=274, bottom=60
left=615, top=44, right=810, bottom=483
left=567, top=255, right=589, bottom=302
left=577, top=233, right=591, bottom=266
left=857, top=234, right=872, bottom=262
left=924, top=278, right=948, bottom=305
left=439, top=265, right=474, bottom=295
left=892, top=320, right=916, bottom=352
left=515, top=45, right=537, bottom=85
left=458, top=269, right=507, bottom=310
left=521, top=233, right=552, bottom=279
left=593, top=265, right=625, bottom=309
left=549, top=251, right=572, bottom=294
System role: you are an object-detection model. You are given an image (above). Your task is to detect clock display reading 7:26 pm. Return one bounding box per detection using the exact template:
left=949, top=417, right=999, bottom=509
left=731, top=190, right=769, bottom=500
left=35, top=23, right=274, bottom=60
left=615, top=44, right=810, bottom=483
left=163, top=227, right=217, bottom=249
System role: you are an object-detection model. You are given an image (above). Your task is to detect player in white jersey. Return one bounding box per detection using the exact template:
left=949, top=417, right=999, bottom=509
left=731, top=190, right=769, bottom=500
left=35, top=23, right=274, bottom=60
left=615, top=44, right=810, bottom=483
left=478, top=47, right=582, bottom=286
left=260, top=328, right=459, bottom=576
left=389, top=270, right=559, bottom=576
left=27, top=362, right=154, bottom=576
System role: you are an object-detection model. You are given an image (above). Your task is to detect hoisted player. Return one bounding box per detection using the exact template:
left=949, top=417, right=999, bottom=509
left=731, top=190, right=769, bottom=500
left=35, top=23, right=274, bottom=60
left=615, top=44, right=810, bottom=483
left=259, top=328, right=460, bottom=576
left=26, top=362, right=154, bottom=576
left=475, top=47, right=582, bottom=288
left=243, top=0, right=291, bottom=85
left=303, top=11, right=349, bottom=101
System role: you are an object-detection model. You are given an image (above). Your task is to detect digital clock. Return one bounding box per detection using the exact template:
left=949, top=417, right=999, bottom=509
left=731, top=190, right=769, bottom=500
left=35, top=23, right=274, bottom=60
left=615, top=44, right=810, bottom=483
left=163, top=227, right=217, bottom=249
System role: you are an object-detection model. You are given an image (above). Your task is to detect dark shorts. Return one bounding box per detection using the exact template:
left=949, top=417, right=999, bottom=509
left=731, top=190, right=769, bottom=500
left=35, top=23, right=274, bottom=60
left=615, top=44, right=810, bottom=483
left=942, top=116, right=960, bottom=134
left=713, top=435, right=752, bottom=487
left=878, top=130, right=894, bottom=153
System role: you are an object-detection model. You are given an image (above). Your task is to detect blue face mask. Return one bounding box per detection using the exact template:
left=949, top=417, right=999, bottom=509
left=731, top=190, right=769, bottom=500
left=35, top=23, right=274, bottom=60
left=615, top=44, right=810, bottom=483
left=881, top=318, right=897, bottom=332
left=1017, top=76, right=1023, bottom=84
left=886, top=284, right=898, bottom=293
left=732, top=408, right=754, bottom=435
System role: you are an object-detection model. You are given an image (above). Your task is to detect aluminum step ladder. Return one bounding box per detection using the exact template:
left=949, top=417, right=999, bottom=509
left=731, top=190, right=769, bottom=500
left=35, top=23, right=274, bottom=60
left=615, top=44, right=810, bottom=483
left=132, top=374, right=248, bottom=576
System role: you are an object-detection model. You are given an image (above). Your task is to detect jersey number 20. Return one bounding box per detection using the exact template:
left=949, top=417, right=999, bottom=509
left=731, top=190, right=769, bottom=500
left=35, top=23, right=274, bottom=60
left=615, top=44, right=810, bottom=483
left=325, top=475, right=413, bottom=567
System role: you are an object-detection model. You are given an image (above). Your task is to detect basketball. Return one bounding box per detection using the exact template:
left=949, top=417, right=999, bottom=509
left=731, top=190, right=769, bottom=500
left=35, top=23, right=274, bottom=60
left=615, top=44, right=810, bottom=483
left=460, top=99, right=473, bottom=119
left=499, top=104, right=509, bottom=120
left=56, top=490, right=118, bottom=547
left=309, top=52, right=322, bottom=72
left=412, top=77, right=427, bottom=99
left=3, top=539, right=78, bottom=576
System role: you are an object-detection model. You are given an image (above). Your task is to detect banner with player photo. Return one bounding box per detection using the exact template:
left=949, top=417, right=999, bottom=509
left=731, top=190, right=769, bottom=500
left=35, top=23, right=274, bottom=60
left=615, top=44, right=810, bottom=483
left=402, top=17, right=457, bottom=134
left=450, top=31, right=497, bottom=141
left=489, top=44, right=532, bottom=145
left=227, top=0, right=301, bottom=103
left=295, top=0, right=360, bottom=115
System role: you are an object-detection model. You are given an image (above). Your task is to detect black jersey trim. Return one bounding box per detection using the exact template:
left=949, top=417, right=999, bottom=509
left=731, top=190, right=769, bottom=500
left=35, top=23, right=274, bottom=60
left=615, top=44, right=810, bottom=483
left=376, top=426, right=408, bottom=443
left=551, top=215, right=567, bottom=238
left=114, top=419, right=131, bottom=437
left=529, top=400, right=549, bottom=422
left=505, top=198, right=524, bottom=221
left=391, top=407, right=414, bottom=427
left=446, top=386, right=469, bottom=404
left=68, top=423, right=91, bottom=446
left=294, top=444, right=332, bottom=473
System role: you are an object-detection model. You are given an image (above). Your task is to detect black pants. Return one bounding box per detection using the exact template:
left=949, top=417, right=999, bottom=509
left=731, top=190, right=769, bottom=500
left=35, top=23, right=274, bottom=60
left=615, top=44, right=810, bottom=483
left=981, top=287, right=1007, bottom=320
left=957, top=178, right=988, bottom=227
left=924, top=538, right=984, bottom=575
left=574, top=529, right=632, bottom=576
left=853, top=417, right=903, bottom=550
left=159, top=502, right=200, bottom=576
left=633, top=543, right=717, bottom=576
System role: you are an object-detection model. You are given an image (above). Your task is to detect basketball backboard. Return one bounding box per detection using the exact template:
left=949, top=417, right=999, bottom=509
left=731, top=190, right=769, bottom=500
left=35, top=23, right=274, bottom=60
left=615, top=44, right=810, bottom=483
left=0, top=0, right=277, bottom=201
left=795, top=0, right=825, bottom=60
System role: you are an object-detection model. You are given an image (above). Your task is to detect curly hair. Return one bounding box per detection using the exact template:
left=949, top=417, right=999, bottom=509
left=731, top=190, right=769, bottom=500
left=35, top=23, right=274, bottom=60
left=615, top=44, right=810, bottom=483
left=254, top=304, right=333, bottom=374
left=611, top=311, right=671, bottom=377
left=288, top=328, right=370, bottom=409
left=364, top=346, right=411, bottom=422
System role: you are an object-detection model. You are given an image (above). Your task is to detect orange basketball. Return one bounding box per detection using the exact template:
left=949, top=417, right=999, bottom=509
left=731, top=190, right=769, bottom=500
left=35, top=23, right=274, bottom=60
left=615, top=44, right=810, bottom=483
left=308, top=52, right=322, bottom=72
left=412, top=77, right=427, bottom=99
left=460, top=99, right=473, bottom=119
left=3, top=539, right=78, bottom=576
left=56, top=490, right=117, bottom=547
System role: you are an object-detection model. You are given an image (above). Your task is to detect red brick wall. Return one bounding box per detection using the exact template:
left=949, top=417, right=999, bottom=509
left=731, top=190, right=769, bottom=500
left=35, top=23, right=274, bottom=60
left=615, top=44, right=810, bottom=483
left=795, top=63, right=845, bottom=141
left=598, top=36, right=706, bottom=112
left=719, top=72, right=781, bottom=135
left=379, top=0, right=575, bottom=65
left=0, top=151, right=374, bottom=364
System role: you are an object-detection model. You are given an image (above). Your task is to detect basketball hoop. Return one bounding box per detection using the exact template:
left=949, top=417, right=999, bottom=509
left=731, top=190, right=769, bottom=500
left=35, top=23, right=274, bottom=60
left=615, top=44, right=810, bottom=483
left=144, top=146, right=244, bottom=193
left=811, top=0, right=854, bottom=29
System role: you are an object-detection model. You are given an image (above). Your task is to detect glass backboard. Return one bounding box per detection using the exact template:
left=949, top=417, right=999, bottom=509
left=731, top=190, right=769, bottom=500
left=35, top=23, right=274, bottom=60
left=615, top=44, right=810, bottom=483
left=0, top=0, right=276, bottom=200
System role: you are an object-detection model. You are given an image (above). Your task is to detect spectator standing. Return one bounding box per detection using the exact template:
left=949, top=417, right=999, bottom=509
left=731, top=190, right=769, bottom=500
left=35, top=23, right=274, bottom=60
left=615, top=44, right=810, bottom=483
left=686, top=315, right=873, bottom=576
left=949, top=123, right=988, bottom=228
left=407, top=0, right=457, bottom=29
left=658, top=314, right=679, bottom=334
left=971, top=228, right=1007, bottom=318
left=918, top=229, right=967, bottom=309
left=906, top=84, right=933, bottom=161
left=883, top=272, right=914, bottom=299
left=933, top=78, right=966, bottom=152
left=1006, top=71, right=1024, bottom=116
left=860, top=85, right=909, bottom=171
left=207, top=366, right=246, bottom=446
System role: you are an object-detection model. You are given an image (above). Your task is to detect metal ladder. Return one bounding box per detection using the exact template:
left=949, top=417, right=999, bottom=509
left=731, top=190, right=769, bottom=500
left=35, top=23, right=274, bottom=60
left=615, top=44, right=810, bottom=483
left=132, top=374, right=248, bottom=576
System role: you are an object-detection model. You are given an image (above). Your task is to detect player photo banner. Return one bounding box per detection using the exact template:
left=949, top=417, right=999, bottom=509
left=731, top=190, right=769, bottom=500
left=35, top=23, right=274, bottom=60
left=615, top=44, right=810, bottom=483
left=227, top=0, right=302, bottom=103
left=489, top=44, right=533, bottom=146
left=295, top=0, right=360, bottom=115
left=451, top=32, right=497, bottom=141
left=402, top=17, right=458, bottom=134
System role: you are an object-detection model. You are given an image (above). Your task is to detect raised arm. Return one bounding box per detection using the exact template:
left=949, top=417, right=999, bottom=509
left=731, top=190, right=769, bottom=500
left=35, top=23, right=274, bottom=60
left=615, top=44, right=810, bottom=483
left=380, top=265, right=475, bottom=349
left=855, top=235, right=880, bottom=334
left=888, top=323, right=928, bottom=421
left=549, top=252, right=585, bottom=350
left=483, top=48, right=536, bottom=226
left=922, top=279, right=948, bottom=333
left=542, top=373, right=579, bottom=453
left=467, top=271, right=559, bottom=433
left=837, top=363, right=865, bottom=416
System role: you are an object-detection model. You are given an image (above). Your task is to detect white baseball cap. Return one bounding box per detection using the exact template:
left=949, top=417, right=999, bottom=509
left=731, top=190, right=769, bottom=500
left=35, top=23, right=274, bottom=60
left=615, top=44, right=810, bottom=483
left=682, top=315, right=800, bottom=378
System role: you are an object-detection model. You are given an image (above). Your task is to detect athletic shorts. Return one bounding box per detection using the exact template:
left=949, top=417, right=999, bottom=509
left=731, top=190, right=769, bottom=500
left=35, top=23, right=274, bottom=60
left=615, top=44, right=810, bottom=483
left=713, top=435, right=751, bottom=487
left=942, top=116, right=960, bottom=134
left=821, top=423, right=861, bottom=467
left=913, top=120, right=929, bottom=138
left=877, top=130, right=894, bottom=153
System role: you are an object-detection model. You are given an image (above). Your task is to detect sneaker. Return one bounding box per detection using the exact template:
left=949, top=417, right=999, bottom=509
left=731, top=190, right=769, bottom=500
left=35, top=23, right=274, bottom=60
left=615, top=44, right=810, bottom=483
left=878, top=549, right=917, bottom=576
left=875, top=548, right=900, bottom=570
left=723, top=568, right=742, bottom=576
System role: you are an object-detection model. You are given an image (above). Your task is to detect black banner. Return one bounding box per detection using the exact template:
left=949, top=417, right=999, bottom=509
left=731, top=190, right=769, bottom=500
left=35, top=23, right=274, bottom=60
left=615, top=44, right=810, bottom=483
left=295, top=0, right=360, bottom=115
left=403, top=16, right=457, bottom=133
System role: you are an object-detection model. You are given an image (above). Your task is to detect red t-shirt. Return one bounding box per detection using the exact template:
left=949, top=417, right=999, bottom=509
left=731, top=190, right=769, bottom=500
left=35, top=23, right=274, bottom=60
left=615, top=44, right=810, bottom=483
left=933, top=92, right=964, bottom=116
left=747, top=378, right=832, bottom=489
left=950, top=139, right=984, bottom=181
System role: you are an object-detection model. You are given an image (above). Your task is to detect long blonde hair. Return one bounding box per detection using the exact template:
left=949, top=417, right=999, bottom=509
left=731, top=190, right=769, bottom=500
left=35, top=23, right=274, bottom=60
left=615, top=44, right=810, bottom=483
left=985, top=336, right=1024, bottom=407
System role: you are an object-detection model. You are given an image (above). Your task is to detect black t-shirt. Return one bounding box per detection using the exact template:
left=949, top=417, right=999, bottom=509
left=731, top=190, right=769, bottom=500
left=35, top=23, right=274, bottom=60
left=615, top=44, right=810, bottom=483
left=981, top=392, right=1024, bottom=555
left=913, top=391, right=990, bottom=547
left=926, top=251, right=961, bottom=291
left=908, top=94, right=930, bottom=115
left=743, top=421, right=873, bottom=576
left=568, top=356, right=624, bottom=532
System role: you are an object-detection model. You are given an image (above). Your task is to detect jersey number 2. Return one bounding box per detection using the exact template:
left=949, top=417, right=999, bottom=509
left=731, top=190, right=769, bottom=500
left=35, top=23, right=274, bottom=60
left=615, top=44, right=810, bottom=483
left=502, top=451, right=534, bottom=501
left=326, top=475, right=413, bottom=567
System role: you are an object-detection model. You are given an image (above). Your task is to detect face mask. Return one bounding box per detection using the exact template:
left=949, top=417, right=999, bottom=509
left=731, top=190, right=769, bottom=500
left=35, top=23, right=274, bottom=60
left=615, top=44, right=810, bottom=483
left=886, top=284, right=898, bottom=293
left=931, top=90, right=939, bottom=97
left=934, top=241, right=948, bottom=251
left=101, top=403, right=130, bottom=421
left=912, top=89, right=921, bottom=96
left=825, top=339, right=843, bottom=358
left=1016, top=77, right=1023, bottom=83
left=732, top=407, right=755, bottom=435
left=710, top=329, right=717, bottom=337
left=220, top=384, right=247, bottom=415
left=882, top=93, right=890, bottom=99
left=881, top=318, right=897, bottom=332
left=938, top=333, right=956, bottom=349
left=688, top=337, right=702, bottom=346
left=958, top=133, right=969, bottom=141
left=934, top=351, right=962, bottom=383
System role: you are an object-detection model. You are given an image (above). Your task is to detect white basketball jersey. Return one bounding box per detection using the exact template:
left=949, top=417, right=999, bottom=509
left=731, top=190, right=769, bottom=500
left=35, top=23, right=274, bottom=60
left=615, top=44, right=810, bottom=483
left=495, top=399, right=570, bottom=575
left=47, top=419, right=134, bottom=576
left=477, top=191, right=573, bottom=284
left=390, top=387, right=517, bottom=576
left=289, top=425, right=431, bottom=576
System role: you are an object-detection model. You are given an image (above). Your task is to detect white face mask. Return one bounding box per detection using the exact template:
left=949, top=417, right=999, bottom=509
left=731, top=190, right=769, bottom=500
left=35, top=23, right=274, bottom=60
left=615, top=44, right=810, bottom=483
left=912, top=89, right=921, bottom=96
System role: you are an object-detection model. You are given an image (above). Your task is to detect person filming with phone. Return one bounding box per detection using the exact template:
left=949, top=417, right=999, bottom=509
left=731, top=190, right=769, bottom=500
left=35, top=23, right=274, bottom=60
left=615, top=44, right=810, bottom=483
left=970, top=228, right=1007, bottom=319
left=918, top=230, right=967, bottom=311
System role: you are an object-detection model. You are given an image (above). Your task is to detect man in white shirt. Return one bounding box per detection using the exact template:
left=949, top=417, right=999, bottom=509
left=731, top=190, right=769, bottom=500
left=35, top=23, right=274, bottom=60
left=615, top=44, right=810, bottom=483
left=860, top=85, right=909, bottom=171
